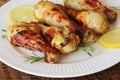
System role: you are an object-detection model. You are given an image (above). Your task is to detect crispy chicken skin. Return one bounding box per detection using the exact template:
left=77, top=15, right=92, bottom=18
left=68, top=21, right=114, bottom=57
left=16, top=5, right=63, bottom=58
left=34, top=1, right=96, bottom=43
left=7, top=22, right=61, bottom=64
left=39, top=24, right=80, bottom=54
left=7, top=22, right=80, bottom=56
left=69, top=10, right=109, bottom=34
left=58, top=4, right=109, bottom=34
left=63, top=0, right=117, bottom=23
left=34, top=1, right=69, bottom=27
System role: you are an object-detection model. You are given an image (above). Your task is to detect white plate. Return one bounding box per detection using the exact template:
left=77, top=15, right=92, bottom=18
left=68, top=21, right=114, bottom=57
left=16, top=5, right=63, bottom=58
left=0, top=0, right=120, bottom=78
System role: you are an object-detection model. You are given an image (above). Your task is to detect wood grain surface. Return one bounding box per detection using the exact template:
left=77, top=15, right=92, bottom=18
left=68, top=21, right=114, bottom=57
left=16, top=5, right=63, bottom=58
left=0, top=0, right=120, bottom=80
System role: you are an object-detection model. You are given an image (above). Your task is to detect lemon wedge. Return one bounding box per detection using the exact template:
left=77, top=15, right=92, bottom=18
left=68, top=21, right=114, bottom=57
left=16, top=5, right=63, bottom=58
left=8, top=6, right=37, bottom=25
left=99, top=29, right=120, bottom=48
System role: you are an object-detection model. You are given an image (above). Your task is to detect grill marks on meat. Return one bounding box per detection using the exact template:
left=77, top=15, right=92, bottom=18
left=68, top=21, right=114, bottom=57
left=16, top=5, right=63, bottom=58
left=64, top=0, right=117, bottom=23
left=85, top=0, right=101, bottom=10
left=85, top=0, right=117, bottom=23
left=10, top=29, right=60, bottom=64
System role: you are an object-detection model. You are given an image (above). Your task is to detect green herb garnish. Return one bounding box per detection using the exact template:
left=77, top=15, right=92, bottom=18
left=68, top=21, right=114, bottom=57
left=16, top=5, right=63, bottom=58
left=80, top=43, right=95, bottom=56
left=1, top=35, right=7, bottom=40
left=1, top=29, right=7, bottom=32
left=109, top=7, right=120, bottom=11
left=24, top=52, right=44, bottom=64
left=1, top=29, right=7, bottom=40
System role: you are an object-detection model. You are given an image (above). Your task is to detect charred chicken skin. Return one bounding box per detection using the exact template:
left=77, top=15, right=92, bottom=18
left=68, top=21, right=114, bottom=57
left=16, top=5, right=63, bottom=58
left=63, top=0, right=117, bottom=23
left=39, top=24, right=80, bottom=54
left=34, top=1, right=96, bottom=43
left=7, top=22, right=61, bottom=64
left=58, top=4, right=109, bottom=34
left=7, top=21, right=80, bottom=59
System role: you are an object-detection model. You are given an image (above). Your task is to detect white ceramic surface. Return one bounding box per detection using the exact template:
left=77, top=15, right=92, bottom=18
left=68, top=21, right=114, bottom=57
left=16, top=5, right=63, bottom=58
left=0, top=0, right=120, bottom=78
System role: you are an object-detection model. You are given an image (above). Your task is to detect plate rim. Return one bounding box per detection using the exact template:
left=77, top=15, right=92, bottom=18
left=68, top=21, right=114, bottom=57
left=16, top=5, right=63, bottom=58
left=0, top=0, right=120, bottom=78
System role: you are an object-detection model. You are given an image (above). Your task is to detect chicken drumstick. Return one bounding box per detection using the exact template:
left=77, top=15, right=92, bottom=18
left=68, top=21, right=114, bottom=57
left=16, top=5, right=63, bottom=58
left=7, top=22, right=61, bottom=64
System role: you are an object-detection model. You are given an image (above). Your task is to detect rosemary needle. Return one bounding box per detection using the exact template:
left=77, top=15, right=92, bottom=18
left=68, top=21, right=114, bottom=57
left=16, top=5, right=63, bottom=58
left=24, top=52, right=44, bottom=64
left=1, top=29, right=7, bottom=32
left=109, top=7, right=120, bottom=11
left=79, top=43, right=95, bottom=56
left=1, top=35, right=7, bottom=40
left=1, top=29, right=8, bottom=40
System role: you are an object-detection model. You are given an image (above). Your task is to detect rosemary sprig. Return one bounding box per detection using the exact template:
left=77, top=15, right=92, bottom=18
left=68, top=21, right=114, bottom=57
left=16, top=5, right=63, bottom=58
left=1, top=35, right=7, bottom=40
left=24, top=52, right=44, bottom=64
left=109, top=7, right=120, bottom=11
left=1, top=29, right=7, bottom=32
left=79, top=43, right=95, bottom=56
left=1, top=29, right=8, bottom=40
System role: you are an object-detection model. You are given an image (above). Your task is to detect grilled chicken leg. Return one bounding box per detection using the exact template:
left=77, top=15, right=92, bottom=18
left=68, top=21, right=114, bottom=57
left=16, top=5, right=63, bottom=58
left=39, top=24, right=80, bottom=54
left=63, top=0, right=117, bottom=23
left=7, top=22, right=60, bottom=64
left=58, top=4, right=109, bottom=34
left=34, top=1, right=96, bottom=43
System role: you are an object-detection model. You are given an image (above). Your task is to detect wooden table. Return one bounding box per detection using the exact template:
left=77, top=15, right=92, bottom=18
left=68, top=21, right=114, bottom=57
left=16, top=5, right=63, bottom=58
left=0, top=0, right=120, bottom=80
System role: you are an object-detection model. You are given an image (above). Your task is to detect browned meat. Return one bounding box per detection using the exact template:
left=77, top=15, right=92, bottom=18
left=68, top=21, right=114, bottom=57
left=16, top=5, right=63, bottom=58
left=34, top=1, right=96, bottom=43
left=58, top=4, right=109, bottom=34
left=7, top=22, right=61, bottom=64
left=63, top=0, right=117, bottom=23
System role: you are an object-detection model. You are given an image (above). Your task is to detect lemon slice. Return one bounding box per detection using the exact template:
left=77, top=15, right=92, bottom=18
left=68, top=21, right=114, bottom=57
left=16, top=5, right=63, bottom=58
left=8, top=6, right=37, bottom=25
left=99, top=29, right=120, bottom=48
